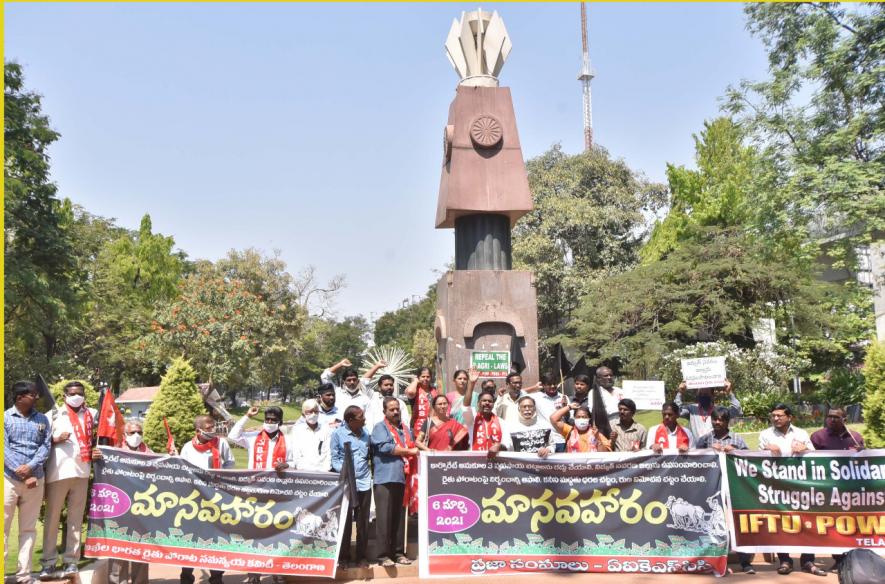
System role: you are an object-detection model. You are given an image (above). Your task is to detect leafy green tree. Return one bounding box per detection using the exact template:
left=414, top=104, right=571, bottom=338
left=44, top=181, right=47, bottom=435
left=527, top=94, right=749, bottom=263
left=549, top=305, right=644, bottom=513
left=374, top=285, right=437, bottom=354
left=50, top=378, right=98, bottom=409
left=513, top=144, right=666, bottom=339
left=4, top=62, right=81, bottom=384
left=862, top=340, right=885, bottom=448
left=725, top=3, right=885, bottom=269
left=289, top=315, right=371, bottom=396
left=143, top=358, right=206, bottom=453
left=566, top=228, right=856, bottom=377
left=642, top=118, right=757, bottom=262
left=411, top=328, right=437, bottom=369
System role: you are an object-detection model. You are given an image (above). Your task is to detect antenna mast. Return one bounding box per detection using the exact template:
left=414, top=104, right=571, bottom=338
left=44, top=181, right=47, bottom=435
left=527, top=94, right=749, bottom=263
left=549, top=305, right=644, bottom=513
left=579, top=2, right=594, bottom=151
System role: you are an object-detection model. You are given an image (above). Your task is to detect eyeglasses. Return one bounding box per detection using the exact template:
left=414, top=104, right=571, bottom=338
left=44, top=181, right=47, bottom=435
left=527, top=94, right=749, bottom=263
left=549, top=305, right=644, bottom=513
left=125, top=430, right=143, bottom=435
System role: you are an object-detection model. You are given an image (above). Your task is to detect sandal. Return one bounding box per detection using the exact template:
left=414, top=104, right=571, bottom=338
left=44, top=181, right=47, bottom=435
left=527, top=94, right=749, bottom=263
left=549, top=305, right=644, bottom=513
left=777, top=562, right=793, bottom=575
left=802, top=563, right=827, bottom=577
left=395, top=555, right=413, bottom=565
left=379, top=557, right=395, bottom=568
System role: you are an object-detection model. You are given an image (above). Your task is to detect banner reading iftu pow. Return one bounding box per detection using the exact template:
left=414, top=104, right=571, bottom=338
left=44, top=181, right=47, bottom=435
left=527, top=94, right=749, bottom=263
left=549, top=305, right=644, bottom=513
left=418, top=451, right=729, bottom=577
left=84, top=447, right=348, bottom=578
left=722, top=450, right=885, bottom=554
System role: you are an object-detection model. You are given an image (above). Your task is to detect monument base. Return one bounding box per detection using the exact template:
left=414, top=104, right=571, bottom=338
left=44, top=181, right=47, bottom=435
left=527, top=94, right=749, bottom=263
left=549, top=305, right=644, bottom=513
left=434, top=270, right=539, bottom=387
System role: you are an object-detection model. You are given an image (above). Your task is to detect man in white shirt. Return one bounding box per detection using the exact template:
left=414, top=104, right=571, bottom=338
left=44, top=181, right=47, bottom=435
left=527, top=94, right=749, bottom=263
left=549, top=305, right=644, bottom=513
left=534, top=374, right=567, bottom=452
left=757, top=403, right=823, bottom=576
left=178, top=415, right=234, bottom=584
left=589, top=367, right=625, bottom=425
left=498, top=396, right=554, bottom=457
left=494, top=373, right=540, bottom=423
left=320, top=358, right=386, bottom=413
left=291, top=399, right=331, bottom=472
left=40, top=381, right=99, bottom=580
left=228, top=405, right=293, bottom=471
left=315, top=384, right=343, bottom=429
left=647, top=401, right=694, bottom=453
left=366, top=374, right=411, bottom=430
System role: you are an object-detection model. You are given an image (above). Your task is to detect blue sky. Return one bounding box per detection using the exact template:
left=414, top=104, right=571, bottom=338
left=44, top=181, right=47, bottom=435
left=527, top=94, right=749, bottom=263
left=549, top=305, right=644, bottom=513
left=4, top=3, right=769, bottom=321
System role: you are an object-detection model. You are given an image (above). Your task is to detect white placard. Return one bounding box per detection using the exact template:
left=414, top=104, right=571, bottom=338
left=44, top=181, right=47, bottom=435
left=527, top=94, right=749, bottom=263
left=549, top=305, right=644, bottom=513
left=622, top=380, right=665, bottom=410
left=680, top=356, right=727, bottom=389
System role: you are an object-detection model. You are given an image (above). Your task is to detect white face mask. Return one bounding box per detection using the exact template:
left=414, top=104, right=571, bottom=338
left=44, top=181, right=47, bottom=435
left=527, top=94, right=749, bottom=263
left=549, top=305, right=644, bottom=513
left=125, top=433, right=143, bottom=448
left=263, top=423, right=279, bottom=434
left=574, top=418, right=591, bottom=431
left=65, top=394, right=85, bottom=408
left=305, top=413, right=319, bottom=425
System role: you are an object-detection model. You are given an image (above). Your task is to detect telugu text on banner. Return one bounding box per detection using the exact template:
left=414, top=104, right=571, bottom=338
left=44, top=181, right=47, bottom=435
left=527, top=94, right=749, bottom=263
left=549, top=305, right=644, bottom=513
left=418, top=451, right=728, bottom=577
left=722, top=450, right=885, bottom=554
left=84, top=447, right=348, bottom=578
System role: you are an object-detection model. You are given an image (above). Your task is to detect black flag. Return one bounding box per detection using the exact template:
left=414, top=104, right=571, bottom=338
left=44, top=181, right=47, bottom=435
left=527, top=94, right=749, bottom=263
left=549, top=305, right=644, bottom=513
left=34, top=374, right=56, bottom=413
left=591, top=381, right=613, bottom=438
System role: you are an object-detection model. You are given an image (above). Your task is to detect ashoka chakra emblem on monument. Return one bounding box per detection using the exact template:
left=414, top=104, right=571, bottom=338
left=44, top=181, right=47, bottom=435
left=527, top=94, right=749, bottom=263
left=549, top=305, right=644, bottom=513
left=470, top=115, right=503, bottom=148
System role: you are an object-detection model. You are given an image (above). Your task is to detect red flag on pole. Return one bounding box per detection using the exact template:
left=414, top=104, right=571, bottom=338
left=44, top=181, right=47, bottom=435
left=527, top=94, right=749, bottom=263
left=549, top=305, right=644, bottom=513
left=163, top=418, right=176, bottom=454
left=97, top=388, right=124, bottom=446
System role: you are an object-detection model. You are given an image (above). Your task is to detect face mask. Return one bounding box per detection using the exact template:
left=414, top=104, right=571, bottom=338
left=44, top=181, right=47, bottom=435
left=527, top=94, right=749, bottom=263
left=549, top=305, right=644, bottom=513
left=65, top=394, right=85, bottom=408
left=263, top=423, right=279, bottom=434
left=199, top=429, right=217, bottom=440
left=125, top=433, right=143, bottom=448
left=574, top=418, right=591, bottom=431
left=305, top=413, right=319, bottom=425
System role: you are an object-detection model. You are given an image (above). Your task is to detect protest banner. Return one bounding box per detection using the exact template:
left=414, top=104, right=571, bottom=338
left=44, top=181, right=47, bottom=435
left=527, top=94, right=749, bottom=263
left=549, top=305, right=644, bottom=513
left=84, top=447, right=347, bottom=577
left=471, top=351, right=510, bottom=378
left=722, top=450, right=885, bottom=554
left=680, top=357, right=727, bottom=389
left=418, top=451, right=728, bottom=577
left=622, top=380, right=665, bottom=410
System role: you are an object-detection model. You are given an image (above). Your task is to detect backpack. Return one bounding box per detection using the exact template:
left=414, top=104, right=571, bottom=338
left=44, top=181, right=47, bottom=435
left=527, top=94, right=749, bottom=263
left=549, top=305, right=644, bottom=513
left=838, top=549, right=885, bottom=584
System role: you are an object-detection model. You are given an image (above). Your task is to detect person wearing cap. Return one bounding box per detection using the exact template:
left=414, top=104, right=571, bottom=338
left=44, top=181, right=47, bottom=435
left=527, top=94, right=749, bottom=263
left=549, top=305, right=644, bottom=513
left=40, top=381, right=99, bottom=580
left=4, top=381, right=51, bottom=584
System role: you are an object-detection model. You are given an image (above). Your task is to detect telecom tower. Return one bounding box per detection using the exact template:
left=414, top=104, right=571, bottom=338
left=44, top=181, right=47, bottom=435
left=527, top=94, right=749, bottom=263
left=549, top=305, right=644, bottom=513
left=579, top=2, right=594, bottom=151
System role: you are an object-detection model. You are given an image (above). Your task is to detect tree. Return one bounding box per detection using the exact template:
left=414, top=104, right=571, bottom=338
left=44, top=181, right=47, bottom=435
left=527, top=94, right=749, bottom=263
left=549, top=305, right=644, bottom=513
left=513, top=144, right=666, bottom=339
left=374, top=285, right=437, bottom=355
left=143, top=358, right=206, bottom=453
left=4, top=62, right=81, bottom=385
left=79, top=214, right=184, bottom=391
left=288, top=315, right=371, bottom=397
left=565, top=228, right=856, bottom=377
left=642, top=118, right=757, bottom=262
left=725, top=3, right=885, bottom=269
left=862, top=340, right=885, bottom=448
left=411, top=329, right=437, bottom=369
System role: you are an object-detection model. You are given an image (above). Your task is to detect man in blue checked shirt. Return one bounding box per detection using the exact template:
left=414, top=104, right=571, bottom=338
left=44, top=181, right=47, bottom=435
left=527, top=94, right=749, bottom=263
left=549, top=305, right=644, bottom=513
left=330, top=405, right=372, bottom=569
left=4, top=381, right=52, bottom=584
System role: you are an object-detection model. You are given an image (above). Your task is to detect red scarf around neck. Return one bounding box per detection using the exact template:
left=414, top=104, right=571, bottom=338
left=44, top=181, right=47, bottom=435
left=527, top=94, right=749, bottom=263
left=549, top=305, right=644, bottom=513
left=253, top=430, right=287, bottom=469
left=654, top=424, right=690, bottom=449
left=191, top=435, right=221, bottom=469
left=384, top=418, right=418, bottom=513
left=412, top=388, right=430, bottom=435
left=65, top=404, right=93, bottom=462
left=472, top=412, right=502, bottom=451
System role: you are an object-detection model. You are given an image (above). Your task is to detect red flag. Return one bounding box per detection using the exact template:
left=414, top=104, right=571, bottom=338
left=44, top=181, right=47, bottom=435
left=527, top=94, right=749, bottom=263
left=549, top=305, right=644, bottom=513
left=97, top=388, right=124, bottom=446
left=163, top=418, right=176, bottom=454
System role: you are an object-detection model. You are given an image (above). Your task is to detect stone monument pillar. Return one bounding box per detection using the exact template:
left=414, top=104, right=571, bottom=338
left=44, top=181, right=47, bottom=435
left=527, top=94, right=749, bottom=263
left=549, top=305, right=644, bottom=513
left=434, top=10, right=540, bottom=386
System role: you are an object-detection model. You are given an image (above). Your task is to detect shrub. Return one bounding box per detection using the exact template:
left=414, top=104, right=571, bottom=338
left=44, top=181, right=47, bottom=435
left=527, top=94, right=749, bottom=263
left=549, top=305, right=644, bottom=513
left=862, top=341, right=885, bottom=448
left=143, top=358, right=206, bottom=453
left=50, top=378, right=99, bottom=409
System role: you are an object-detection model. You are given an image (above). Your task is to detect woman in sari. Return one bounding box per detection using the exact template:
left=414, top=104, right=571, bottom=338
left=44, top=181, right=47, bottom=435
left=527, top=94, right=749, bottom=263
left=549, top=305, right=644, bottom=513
left=549, top=403, right=612, bottom=452
left=418, top=394, right=470, bottom=451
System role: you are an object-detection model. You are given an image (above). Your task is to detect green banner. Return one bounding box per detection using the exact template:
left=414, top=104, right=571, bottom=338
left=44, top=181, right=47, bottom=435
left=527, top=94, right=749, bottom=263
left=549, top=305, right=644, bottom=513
left=722, top=450, right=885, bottom=553
left=470, top=351, right=510, bottom=377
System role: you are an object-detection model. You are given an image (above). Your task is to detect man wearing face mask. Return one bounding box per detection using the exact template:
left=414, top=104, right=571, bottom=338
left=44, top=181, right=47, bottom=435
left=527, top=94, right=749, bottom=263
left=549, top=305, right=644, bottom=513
left=366, top=374, right=411, bottom=430
left=675, top=378, right=742, bottom=441
left=5, top=381, right=51, bottom=584
left=494, top=373, right=541, bottom=423
left=291, top=399, right=331, bottom=472
left=178, top=414, right=234, bottom=584
left=497, top=396, right=554, bottom=458
left=40, top=381, right=99, bottom=580
left=321, top=358, right=386, bottom=413
left=107, top=420, right=152, bottom=584
left=228, top=407, right=290, bottom=584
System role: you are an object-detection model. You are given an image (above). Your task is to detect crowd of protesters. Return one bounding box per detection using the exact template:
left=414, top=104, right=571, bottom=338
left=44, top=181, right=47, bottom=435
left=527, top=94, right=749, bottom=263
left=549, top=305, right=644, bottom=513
left=4, top=361, right=865, bottom=582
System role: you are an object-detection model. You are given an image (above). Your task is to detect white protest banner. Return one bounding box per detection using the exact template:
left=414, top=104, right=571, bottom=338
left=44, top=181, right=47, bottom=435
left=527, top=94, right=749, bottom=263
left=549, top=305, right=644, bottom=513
left=622, top=380, right=665, bottom=410
left=680, top=356, right=727, bottom=389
